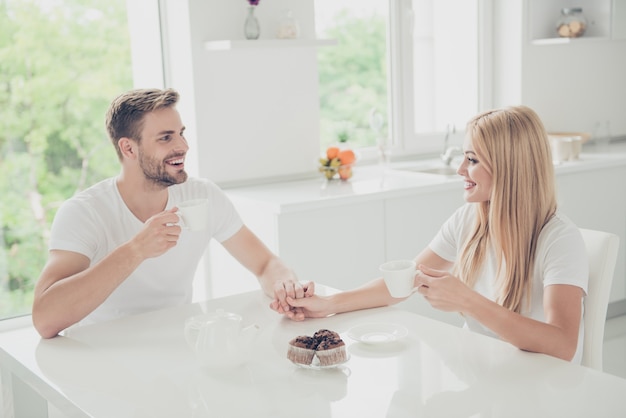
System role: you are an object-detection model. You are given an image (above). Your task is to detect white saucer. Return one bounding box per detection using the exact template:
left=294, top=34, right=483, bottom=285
left=347, top=323, right=408, bottom=345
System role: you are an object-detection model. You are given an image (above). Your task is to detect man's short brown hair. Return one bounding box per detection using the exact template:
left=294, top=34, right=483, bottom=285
left=105, top=88, right=180, bottom=160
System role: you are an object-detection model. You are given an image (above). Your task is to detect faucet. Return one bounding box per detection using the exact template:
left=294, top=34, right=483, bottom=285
left=441, top=123, right=462, bottom=166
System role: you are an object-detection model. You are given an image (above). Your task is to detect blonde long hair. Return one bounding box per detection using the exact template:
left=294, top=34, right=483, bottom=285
left=457, top=106, right=557, bottom=313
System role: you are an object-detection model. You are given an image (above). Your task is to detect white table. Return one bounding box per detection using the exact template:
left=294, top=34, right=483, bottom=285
left=2, top=287, right=626, bottom=417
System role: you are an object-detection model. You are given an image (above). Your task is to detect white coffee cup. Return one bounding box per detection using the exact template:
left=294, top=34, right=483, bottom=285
left=569, top=136, right=583, bottom=160
left=550, top=136, right=572, bottom=164
left=380, top=260, right=420, bottom=298
left=177, top=199, right=209, bottom=231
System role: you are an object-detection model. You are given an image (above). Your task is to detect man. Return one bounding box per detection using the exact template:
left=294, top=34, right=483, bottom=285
left=32, top=88, right=311, bottom=339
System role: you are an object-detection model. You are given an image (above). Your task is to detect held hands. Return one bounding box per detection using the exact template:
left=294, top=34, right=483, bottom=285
left=269, top=280, right=315, bottom=321
left=415, top=265, right=472, bottom=313
left=132, top=208, right=182, bottom=259
left=284, top=293, right=333, bottom=319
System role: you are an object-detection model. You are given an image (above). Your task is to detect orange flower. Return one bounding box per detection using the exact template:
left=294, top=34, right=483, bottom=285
left=326, top=146, right=340, bottom=160
left=338, top=149, right=355, bottom=165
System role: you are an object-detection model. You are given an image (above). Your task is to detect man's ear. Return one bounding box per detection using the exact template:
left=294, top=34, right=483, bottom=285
left=118, top=137, right=137, bottom=160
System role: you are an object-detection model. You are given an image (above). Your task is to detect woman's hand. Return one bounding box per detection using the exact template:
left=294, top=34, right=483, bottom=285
left=269, top=280, right=315, bottom=321
left=283, top=292, right=334, bottom=319
left=415, top=264, right=473, bottom=313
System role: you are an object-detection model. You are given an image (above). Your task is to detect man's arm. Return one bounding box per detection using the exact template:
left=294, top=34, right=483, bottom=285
left=32, top=209, right=182, bottom=338
left=221, top=226, right=312, bottom=320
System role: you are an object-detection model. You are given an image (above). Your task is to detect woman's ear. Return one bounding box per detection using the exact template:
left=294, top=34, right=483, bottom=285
left=118, top=137, right=137, bottom=160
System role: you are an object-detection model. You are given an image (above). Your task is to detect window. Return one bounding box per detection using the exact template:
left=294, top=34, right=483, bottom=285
left=315, top=0, right=484, bottom=160
left=315, top=0, right=389, bottom=153
left=392, top=0, right=483, bottom=154
left=0, top=0, right=133, bottom=321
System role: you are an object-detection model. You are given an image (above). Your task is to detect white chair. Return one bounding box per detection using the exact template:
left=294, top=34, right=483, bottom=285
left=579, top=228, right=620, bottom=370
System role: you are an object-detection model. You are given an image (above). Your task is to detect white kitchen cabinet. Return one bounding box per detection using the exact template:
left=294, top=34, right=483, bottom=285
left=556, top=162, right=626, bottom=303
left=208, top=184, right=387, bottom=297
left=276, top=202, right=386, bottom=290
left=385, top=190, right=464, bottom=261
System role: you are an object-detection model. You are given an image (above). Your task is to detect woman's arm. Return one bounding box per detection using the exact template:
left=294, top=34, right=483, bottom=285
left=416, top=264, right=583, bottom=361
left=468, top=284, right=582, bottom=361
left=287, top=248, right=453, bottom=318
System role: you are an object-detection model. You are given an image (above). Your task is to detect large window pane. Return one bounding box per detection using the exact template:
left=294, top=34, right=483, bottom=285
left=0, top=0, right=133, bottom=320
left=392, top=0, right=481, bottom=153
left=315, top=0, right=389, bottom=151
left=315, top=0, right=481, bottom=157
left=411, top=0, right=478, bottom=134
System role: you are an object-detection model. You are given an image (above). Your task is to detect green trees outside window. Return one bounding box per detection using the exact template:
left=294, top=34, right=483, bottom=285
left=0, top=0, right=132, bottom=319
left=316, top=7, right=388, bottom=149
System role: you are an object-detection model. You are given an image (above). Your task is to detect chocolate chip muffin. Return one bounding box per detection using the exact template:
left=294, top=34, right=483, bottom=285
left=287, top=335, right=317, bottom=365
left=315, top=336, right=347, bottom=366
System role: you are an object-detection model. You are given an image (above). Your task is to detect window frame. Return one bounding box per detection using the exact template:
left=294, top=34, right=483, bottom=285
left=388, top=0, right=493, bottom=158
left=126, top=0, right=166, bottom=89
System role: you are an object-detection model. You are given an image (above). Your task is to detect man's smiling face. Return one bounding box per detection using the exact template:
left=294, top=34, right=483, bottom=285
left=136, top=106, right=189, bottom=187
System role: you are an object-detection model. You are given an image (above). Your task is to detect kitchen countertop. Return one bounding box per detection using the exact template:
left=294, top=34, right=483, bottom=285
left=225, top=148, right=626, bottom=214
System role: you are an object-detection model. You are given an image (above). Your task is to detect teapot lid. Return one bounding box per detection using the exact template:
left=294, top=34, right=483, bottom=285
left=208, top=308, right=241, bottom=322
left=185, top=309, right=242, bottom=327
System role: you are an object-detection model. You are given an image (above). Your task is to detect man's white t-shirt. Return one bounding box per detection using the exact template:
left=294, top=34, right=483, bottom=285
left=428, top=203, right=589, bottom=364
left=49, top=177, right=243, bottom=325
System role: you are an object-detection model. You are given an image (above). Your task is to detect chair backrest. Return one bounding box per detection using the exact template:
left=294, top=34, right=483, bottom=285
left=579, top=228, right=620, bottom=370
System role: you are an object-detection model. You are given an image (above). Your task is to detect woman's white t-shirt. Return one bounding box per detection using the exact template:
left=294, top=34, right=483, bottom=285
left=49, top=177, right=243, bottom=325
left=428, top=203, right=589, bottom=364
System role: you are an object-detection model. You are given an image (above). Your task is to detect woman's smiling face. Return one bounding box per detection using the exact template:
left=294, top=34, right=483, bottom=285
left=457, top=134, right=493, bottom=203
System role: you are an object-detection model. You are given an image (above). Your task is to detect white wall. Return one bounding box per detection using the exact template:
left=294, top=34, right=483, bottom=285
left=521, top=41, right=626, bottom=135
left=160, top=0, right=321, bottom=186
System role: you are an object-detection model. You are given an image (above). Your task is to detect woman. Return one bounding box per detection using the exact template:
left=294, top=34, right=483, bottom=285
left=285, top=105, right=589, bottom=363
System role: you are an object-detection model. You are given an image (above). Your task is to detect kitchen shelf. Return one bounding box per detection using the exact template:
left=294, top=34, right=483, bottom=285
left=204, top=38, right=336, bottom=51
left=531, top=36, right=610, bottom=45
left=527, top=0, right=612, bottom=44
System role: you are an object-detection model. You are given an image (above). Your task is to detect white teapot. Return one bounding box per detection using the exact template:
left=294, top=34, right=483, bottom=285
left=184, top=309, right=259, bottom=368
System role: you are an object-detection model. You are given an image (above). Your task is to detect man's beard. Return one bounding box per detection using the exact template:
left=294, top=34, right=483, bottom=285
left=138, top=148, right=188, bottom=188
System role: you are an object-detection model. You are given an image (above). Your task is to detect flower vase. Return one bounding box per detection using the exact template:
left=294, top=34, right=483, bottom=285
left=244, top=6, right=260, bottom=40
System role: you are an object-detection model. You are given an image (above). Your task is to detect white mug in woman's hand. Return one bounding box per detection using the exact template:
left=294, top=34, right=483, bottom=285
left=380, top=260, right=420, bottom=298
left=177, top=199, right=209, bottom=231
